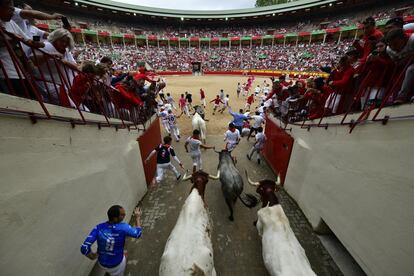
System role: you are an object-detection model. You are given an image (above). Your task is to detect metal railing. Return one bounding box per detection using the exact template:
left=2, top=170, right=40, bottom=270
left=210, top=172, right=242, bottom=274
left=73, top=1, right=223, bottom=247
left=0, top=28, right=153, bottom=130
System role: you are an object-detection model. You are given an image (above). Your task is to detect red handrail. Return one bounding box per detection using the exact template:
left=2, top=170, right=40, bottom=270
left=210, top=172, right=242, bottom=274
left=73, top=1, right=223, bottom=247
left=0, top=28, right=151, bottom=129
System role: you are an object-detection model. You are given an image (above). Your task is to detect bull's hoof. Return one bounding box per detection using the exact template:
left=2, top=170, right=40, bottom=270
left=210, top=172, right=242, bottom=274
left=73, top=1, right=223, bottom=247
left=229, top=216, right=234, bottom=221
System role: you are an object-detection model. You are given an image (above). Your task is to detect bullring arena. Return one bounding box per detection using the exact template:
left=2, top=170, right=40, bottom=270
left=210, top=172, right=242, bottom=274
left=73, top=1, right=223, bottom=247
left=1, top=0, right=414, bottom=275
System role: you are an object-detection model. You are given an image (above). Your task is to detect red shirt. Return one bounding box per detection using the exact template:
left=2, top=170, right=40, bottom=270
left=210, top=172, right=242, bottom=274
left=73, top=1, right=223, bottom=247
left=210, top=98, right=223, bottom=105
left=69, top=73, right=93, bottom=107
left=247, top=95, right=254, bottom=104
left=112, top=83, right=143, bottom=109
left=362, top=55, right=394, bottom=88
left=354, top=28, right=383, bottom=63
left=331, top=65, right=355, bottom=93
left=200, top=90, right=205, bottom=99
left=179, top=97, right=187, bottom=108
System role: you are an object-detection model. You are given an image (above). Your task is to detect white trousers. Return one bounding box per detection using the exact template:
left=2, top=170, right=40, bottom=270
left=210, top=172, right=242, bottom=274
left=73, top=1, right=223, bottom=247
left=99, top=256, right=126, bottom=276
left=324, top=93, right=341, bottom=114
left=190, top=153, right=202, bottom=170
left=181, top=105, right=190, bottom=116
left=226, top=141, right=238, bottom=152
left=162, top=119, right=170, bottom=133
left=360, top=87, right=384, bottom=109
left=169, top=125, right=180, bottom=141
left=201, top=98, right=206, bottom=106
left=248, top=146, right=261, bottom=161
left=156, top=162, right=180, bottom=182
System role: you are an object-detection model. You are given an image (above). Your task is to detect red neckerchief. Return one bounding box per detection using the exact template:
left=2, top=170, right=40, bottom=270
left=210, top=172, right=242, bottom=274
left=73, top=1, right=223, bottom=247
left=164, top=144, right=171, bottom=148
left=192, top=136, right=200, bottom=141
left=230, top=128, right=236, bottom=133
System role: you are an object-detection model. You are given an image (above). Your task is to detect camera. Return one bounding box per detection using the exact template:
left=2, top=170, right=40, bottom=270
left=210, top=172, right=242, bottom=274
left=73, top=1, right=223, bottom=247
left=61, top=17, right=71, bottom=29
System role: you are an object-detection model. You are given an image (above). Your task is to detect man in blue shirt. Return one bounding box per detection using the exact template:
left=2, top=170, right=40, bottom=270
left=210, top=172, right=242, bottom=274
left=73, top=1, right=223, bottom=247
left=80, top=205, right=142, bottom=276
left=228, top=107, right=249, bottom=133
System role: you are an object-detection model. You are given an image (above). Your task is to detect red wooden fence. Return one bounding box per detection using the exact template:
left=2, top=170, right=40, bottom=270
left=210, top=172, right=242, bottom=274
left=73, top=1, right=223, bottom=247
left=138, top=118, right=162, bottom=185
left=262, top=118, right=294, bottom=185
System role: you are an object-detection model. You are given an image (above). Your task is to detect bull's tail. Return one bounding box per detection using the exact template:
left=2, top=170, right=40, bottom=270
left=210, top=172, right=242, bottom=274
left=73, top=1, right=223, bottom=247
left=238, top=193, right=259, bottom=208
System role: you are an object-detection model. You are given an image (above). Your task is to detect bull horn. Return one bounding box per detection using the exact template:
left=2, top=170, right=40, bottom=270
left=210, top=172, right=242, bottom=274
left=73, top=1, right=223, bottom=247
left=245, top=170, right=260, bottom=186
left=276, top=173, right=281, bottom=185
left=182, top=170, right=192, bottom=181
left=208, top=171, right=220, bottom=180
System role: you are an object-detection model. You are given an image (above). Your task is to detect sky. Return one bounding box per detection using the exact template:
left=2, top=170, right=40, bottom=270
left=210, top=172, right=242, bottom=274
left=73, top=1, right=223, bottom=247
left=111, top=0, right=257, bottom=10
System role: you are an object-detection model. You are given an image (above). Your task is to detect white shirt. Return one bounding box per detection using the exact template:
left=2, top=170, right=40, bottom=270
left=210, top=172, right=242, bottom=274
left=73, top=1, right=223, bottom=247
left=255, top=86, right=261, bottom=94
left=257, top=106, right=265, bottom=113
left=0, top=20, right=29, bottom=78
left=264, top=98, right=273, bottom=108
left=223, top=97, right=229, bottom=106
left=164, top=103, right=172, bottom=111
left=263, top=87, right=270, bottom=94
left=186, top=137, right=202, bottom=155
left=31, top=41, right=76, bottom=90
left=404, top=23, right=414, bottom=32
left=28, top=25, right=46, bottom=41
left=12, top=8, right=28, bottom=36
left=225, top=129, right=240, bottom=144
left=251, top=115, right=264, bottom=128
left=255, top=132, right=266, bottom=149
left=386, top=34, right=414, bottom=60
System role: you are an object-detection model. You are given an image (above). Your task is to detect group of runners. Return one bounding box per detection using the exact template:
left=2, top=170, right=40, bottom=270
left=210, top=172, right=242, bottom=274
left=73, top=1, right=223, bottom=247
left=148, top=76, right=270, bottom=187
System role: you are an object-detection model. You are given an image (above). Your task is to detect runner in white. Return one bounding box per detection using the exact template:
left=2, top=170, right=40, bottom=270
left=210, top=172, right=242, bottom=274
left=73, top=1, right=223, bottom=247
left=248, top=111, right=265, bottom=141
left=166, top=109, right=182, bottom=142
left=247, top=126, right=266, bottom=164
left=158, top=106, right=170, bottom=134
left=224, top=123, right=241, bottom=152
left=254, top=85, right=261, bottom=97
left=166, top=93, right=177, bottom=110
left=219, top=94, right=230, bottom=114
left=145, top=136, right=184, bottom=186
left=184, top=129, right=215, bottom=171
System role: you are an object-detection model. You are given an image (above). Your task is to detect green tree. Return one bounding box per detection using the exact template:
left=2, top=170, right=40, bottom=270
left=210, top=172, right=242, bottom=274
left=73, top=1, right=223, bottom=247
left=255, top=0, right=294, bottom=7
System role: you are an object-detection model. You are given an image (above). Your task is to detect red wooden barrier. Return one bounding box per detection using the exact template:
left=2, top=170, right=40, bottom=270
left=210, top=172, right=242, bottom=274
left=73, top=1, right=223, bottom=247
left=138, top=118, right=162, bottom=185
left=263, top=118, right=294, bottom=185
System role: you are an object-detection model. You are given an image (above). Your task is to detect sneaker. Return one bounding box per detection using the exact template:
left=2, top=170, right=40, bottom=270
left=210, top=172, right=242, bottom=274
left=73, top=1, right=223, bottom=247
left=246, top=154, right=251, bottom=160
left=177, top=135, right=181, bottom=139
left=176, top=174, right=181, bottom=181
left=257, top=159, right=261, bottom=165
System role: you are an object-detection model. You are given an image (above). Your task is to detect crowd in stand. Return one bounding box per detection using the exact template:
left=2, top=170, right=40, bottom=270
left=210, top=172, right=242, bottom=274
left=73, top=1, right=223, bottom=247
left=41, top=3, right=412, bottom=37
left=73, top=41, right=352, bottom=72
left=1, top=0, right=414, bottom=125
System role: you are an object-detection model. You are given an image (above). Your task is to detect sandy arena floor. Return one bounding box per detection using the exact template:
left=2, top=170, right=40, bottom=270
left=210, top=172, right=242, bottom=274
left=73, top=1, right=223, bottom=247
left=164, top=75, right=270, bottom=138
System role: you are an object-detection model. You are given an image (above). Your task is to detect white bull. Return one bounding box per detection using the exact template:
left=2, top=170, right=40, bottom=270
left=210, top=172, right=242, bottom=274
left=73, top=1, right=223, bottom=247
left=159, top=189, right=216, bottom=276
left=192, top=112, right=207, bottom=143
left=256, top=205, right=317, bottom=276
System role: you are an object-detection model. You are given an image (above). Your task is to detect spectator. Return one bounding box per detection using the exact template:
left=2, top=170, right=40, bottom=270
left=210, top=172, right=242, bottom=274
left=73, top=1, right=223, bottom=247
left=385, top=29, right=414, bottom=104
left=30, top=28, right=78, bottom=103
left=0, top=0, right=44, bottom=96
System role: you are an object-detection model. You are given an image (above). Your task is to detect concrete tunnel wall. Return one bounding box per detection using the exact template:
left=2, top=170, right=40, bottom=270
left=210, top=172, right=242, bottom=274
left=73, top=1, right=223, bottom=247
left=273, top=105, right=414, bottom=276
left=0, top=110, right=149, bottom=275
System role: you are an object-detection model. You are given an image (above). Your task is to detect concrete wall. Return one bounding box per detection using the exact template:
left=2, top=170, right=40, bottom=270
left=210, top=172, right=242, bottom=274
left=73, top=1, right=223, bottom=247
left=0, top=101, right=148, bottom=275
left=276, top=105, right=414, bottom=276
